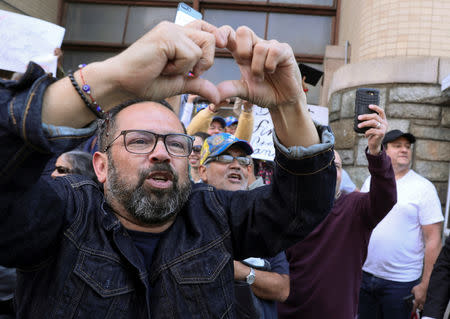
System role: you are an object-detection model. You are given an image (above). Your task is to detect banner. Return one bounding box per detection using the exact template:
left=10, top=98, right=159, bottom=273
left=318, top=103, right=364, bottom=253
left=250, top=104, right=329, bottom=161
left=0, top=10, right=65, bottom=76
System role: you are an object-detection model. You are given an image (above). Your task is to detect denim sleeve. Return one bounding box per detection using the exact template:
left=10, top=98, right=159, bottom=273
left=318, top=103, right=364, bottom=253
left=0, top=62, right=96, bottom=187
left=0, top=63, right=96, bottom=268
left=217, top=123, right=336, bottom=260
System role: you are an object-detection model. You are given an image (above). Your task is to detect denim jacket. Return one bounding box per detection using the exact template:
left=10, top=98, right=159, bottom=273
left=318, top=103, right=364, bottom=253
left=0, top=63, right=335, bottom=318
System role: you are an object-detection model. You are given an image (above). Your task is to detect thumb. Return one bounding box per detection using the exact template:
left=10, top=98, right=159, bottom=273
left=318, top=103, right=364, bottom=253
left=184, top=77, right=220, bottom=105
left=216, top=79, right=249, bottom=102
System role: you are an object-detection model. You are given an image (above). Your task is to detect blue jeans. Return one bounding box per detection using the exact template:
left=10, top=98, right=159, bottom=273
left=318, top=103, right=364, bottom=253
left=358, top=271, right=420, bottom=319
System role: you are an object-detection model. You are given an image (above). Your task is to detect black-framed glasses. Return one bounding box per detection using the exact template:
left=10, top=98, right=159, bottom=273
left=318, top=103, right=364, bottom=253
left=204, top=154, right=251, bottom=166
left=192, top=145, right=202, bottom=153
left=103, top=130, right=195, bottom=157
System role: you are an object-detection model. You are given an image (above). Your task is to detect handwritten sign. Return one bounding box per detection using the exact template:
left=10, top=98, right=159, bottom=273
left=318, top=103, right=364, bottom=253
left=250, top=107, right=275, bottom=161
left=0, top=10, right=65, bottom=76
left=250, top=104, right=329, bottom=161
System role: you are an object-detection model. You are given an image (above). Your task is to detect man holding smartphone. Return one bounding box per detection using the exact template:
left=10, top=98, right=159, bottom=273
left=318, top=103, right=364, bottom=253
left=358, top=129, right=443, bottom=319
left=278, top=104, right=396, bottom=319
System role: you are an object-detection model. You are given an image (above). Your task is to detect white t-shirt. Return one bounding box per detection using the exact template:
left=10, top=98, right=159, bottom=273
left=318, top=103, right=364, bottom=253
left=361, top=169, right=443, bottom=282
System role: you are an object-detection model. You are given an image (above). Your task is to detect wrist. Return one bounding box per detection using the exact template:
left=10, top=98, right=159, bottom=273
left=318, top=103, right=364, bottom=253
left=368, top=146, right=381, bottom=155
left=82, top=61, right=132, bottom=112
left=246, top=267, right=256, bottom=285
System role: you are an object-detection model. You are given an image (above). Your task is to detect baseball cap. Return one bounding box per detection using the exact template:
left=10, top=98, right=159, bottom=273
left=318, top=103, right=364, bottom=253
left=225, top=116, right=238, bottom=127
left=211, top=116, right=226, bottom=129
left=200, top=133, right=253, bottom=165
left=382, top=130, right=416, bottom=145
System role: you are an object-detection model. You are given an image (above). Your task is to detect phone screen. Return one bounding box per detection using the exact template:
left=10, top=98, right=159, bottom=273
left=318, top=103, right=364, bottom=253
left=175, top=2, right=202, bottom=26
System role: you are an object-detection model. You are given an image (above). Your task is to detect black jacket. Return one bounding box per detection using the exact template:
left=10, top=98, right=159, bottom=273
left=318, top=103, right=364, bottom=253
left=423, top=235, right=450, bottom=319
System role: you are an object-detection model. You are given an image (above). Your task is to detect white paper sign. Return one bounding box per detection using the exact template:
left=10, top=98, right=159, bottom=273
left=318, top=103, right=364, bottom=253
left=442, top=74, right=450, bottom=92
left=307, top=104, right=329, bottom=126
left=250, top=106, right=275, bottom=161
left=250, top=104, right=329, bottom=161
left=0, top=10, right=65, bottom=75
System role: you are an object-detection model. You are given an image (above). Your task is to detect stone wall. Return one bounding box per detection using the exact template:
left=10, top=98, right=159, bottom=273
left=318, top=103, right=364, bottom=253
left=328, top=84, right=450, bottom=211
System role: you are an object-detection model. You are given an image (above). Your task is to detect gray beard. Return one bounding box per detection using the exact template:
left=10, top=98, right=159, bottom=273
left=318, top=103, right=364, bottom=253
left=105, top=157, right=191, bottom=226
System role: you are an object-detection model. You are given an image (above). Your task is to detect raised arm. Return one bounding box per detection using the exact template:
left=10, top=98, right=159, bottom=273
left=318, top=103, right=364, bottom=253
left=356, top=105, right=397, bottom=228
left=234, top=99, right=254, bottom=141
left=42, top=21, right=230, bottom=128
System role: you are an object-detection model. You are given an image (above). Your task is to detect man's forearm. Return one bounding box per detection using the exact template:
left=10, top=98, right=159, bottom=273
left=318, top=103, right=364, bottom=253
left=233, top=260, right=289, bottom=302
left=421, top=235, right=443, bottom=287
left=364, top=150, right=397, bottom=227
left=269, top=97, right=319, bottom=147
left=41, top=60, right=133, bottom=128
left=250, top=271, right=290, bottom=302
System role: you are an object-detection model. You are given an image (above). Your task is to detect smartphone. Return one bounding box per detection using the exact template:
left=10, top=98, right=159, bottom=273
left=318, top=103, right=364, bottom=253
left=354, top=88, right=379, bottom=134
left=174, top=2, right=202, bottom=26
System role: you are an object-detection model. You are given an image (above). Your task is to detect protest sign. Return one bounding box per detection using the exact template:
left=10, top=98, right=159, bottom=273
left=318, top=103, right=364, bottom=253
left=0, top=10, right=65, bottom=76
left=250, top=104, right=329, bottom=161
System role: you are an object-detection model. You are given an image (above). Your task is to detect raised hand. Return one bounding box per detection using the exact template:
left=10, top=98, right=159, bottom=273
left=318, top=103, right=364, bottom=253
left=217, top=26, right=305, bottom=109
left=357, top=104, right=388, bottom=155
left=105, top=20, right=232, bottom=105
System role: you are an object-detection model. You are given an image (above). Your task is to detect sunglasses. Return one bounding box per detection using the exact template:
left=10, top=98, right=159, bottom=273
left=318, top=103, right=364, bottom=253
left=192, top=145, right=202, bottom=153
left=204, top=154, right=251, bottom=167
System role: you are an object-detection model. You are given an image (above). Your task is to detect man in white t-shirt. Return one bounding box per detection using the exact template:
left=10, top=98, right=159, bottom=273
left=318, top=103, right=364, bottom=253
left=358, top=130, right=443, bottom=319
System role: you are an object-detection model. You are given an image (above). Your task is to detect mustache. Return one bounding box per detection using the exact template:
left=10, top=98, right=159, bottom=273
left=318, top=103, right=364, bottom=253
left=137, top=163, right=178, bottom=187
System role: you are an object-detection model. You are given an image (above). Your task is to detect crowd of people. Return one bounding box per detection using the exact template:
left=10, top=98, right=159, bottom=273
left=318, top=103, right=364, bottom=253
left=0, top=19, right=448, bottom=319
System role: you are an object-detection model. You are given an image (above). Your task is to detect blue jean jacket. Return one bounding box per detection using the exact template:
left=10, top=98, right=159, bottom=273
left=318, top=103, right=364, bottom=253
left=0, top=63, right=336, bottom=318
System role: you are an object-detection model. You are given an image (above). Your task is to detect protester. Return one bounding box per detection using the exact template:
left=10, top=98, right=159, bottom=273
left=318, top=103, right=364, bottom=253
left=51, top=150, right=96, bottom=181
left=198, top=132, right=251, bottom=191
left=225, top=115, right=239, bottom=135
left=208, top=116, right=227, bottom=135
left=189, top=131, right=210, bottom=183
left=186, top=97, right=254, bottom=141
left=358, top=130, right=443, bottom=319
left=0, top=20, right=335, bottom=318
left=199, top=133, right=289, bottom=319
left=277, top=105, right=396, bottom=319
left=422, top=235, right=450, bottom=319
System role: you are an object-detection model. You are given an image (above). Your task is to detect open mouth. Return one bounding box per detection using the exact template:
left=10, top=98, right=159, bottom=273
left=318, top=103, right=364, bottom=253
left=227, top=173, right=242, bottom=183
left=146, top=171, right=174, bottom=189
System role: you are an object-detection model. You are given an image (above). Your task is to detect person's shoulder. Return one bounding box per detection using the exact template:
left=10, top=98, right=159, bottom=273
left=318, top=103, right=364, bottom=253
left=407, top=170, right=436, bottom=189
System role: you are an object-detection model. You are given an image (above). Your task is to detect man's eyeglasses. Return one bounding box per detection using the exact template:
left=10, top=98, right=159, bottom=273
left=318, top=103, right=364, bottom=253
left=204, top=154, right=251, bottom=166
left=55, top=166, right=71, bottom=175
left=103, top=130, right=194, bottom=157
left=192, top=145, right=202, bottom=154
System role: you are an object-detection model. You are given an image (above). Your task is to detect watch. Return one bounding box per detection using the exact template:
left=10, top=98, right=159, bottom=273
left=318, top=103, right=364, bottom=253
left=246, top=267, right=256, bottom=285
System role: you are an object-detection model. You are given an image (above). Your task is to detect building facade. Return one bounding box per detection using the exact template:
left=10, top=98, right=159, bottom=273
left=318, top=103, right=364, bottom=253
left=323, top=0, right=450, bottom=232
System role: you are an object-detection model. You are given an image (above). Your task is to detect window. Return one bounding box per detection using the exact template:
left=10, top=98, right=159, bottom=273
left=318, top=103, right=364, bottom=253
left=60, top=0, right=338, bottom=105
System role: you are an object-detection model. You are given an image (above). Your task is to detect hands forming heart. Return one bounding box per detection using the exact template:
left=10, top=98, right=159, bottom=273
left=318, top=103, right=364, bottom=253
left=111, top=20, right=305, bottom=111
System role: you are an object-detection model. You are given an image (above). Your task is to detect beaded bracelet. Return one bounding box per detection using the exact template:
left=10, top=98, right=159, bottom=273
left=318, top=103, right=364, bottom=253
left=67, top=67, right=105, bottom=118
left=78, top=64, right=104, bottom=116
